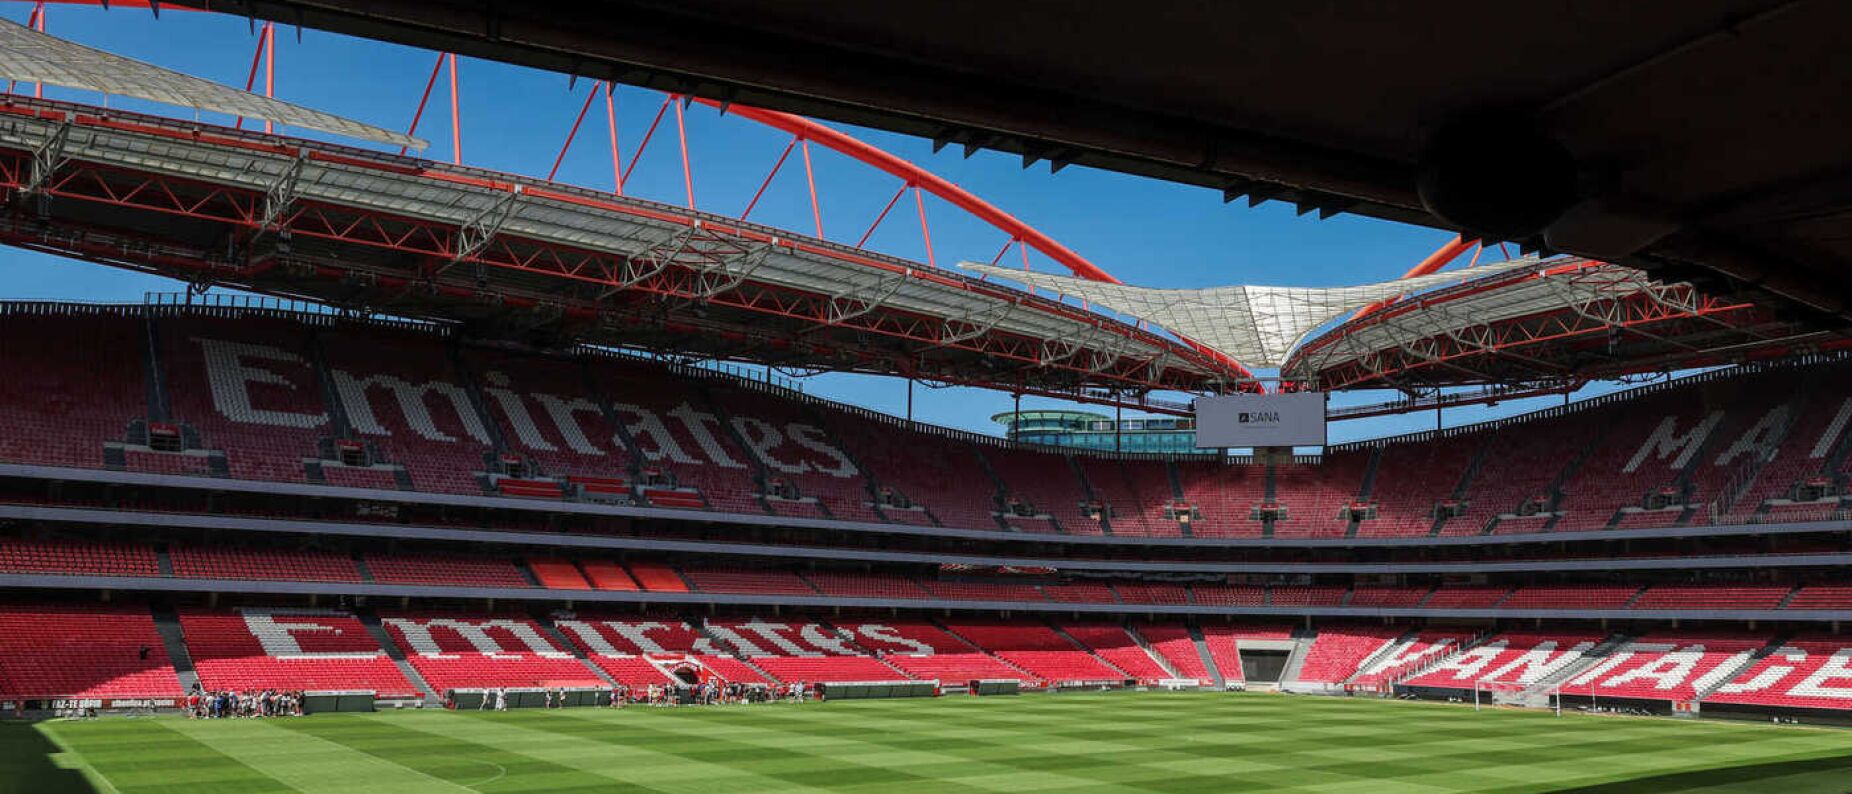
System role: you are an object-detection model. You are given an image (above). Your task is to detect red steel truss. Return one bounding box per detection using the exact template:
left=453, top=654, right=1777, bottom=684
left=0, top=98, right=1234, bottom=400
left=1291, top=260, right=1848, bottom=390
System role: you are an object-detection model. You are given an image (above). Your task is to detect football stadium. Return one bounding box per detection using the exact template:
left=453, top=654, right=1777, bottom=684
left=2, top=2, right=1852, bottom=791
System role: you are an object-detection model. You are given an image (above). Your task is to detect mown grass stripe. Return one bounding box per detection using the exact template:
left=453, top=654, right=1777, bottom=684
left=14, top=692, right=1852, bottom=794
left=386, top=707, right=806, bottom=792
left=573, top=703, right=1116, bottom=791
left=37, top=720, right=293, bottom=794
left=166, top=718, right=472, bottom=794
left=273, top=713, right=620, bottom=792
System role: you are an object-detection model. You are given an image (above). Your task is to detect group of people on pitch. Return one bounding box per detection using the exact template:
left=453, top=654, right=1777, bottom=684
left=621, top=680, right=811, bottom=706
left=185, top=686, right=304, bottom=718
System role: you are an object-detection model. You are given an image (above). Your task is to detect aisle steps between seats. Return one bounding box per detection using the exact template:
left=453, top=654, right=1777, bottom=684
left=1520, top=633, right=1632, bottom=698
left=1124, top=624, right=1183, bottom=681
left=358, top=610, right=440, bottom=705
left=1188, top=624, right=1227, bottom=687
left=150, top=604, right=202, bottom=694
left=538, top=619, right=619, bottom=688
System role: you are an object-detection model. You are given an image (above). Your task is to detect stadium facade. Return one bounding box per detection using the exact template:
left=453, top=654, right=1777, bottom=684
left=0, top=9, right=1848, bottom=734
left=2, top=298, right=1850, bottom=723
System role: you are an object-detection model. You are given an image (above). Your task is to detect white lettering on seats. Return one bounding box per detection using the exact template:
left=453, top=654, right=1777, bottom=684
left=195, top=338, right=328, bottom=429
left=1568, top=647, right=1655, bottom=686
left=798, top=624, right=859, bottom=656
left=1689, top=649, right=1759, bottom=694
left=332, top=371, right=491, bottom=444
left=1810, top=398, right=1852, bottom=458
left=1414, top=641, right=1508, bottom=681
left=558, top=620, right=688, bottom=656
left=1716, top=647, right=1804, bottom=695
left=382, top=618, right=565, bottom=658
left=1355, top=638, right=1458, bottom=677
left=789, top=424, right=859, bottom=477
left=614, top=402, right=700, bottom=465
left=241, top=609, right=378, bottom=659
left=1792, top=649, right=1852, bottom=700
left=1623, top=413, right=1723, bottom=473
left=1596, top=647, right=1703, bottom=691
left=732, top=621, right=819, bottom=657
left=668, top=404, right=746, bottom=468
left=481, top=371, right=557, bottom=452
left=1714, top=405, right=1790, bottom=467
left=1483, top=641, right=1595, bottom=684
left=703, top=624, right=774, bottom=656
left=854, top=624, right=935, bottom=655
left=532, top=394, right=608, bottom=456
left=553, top=620, right=624, bottom=656
left=732, top=417, right=861, bottom=478
left=732, top=416, right=804, bottom=474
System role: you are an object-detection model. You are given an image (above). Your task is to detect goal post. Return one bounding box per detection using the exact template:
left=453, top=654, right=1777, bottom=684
left=1473, top=678, right=1561, bottom=715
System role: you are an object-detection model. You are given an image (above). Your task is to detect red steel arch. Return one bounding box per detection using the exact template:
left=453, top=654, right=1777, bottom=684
left=691, top=98, right=1118, bottom=284
left=28, top=4, right=1257, bottom=383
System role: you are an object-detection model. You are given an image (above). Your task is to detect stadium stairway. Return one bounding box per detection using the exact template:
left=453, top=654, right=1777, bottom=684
left=1278, top=628, right=1314, bottom=686
left=150, top=604, right=203, bottom=694
left=1339, top=629, right=1419, bottom=685
left=931, top=618, right=1038, bottom=681
left=690, top=620, right=781, bottom=682
left=1046, top=623, right=1132, bottom=678
left=1431, top=438, right=1493, bottom=535
left=817, top=617, right=917, bottom=681
left=1124, top=625, right=1182, bottom=680
left=1187, top=625, right=1227, bottom=687
left=1386, top=630, right=1496, bottom=687
left=1519, top=632, right=1631, bottom=699
left=537, top=618, right=621, bottom=688
left=1694, top=633, right=1789, bottom=704
left=357, top=610, right=441, bottom=705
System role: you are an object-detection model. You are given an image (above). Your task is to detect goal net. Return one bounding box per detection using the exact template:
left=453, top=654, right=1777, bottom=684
left=1473, top=678, right=1560, bottom=713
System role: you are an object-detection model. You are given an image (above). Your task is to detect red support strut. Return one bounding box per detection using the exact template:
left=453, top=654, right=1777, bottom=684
left=603, top=83, right=622, bottom=195
left=235, top=22, right=268, bottom=129
left=30, top=3, right=44, bottom=98
left=672, top=95, right=693, bottom=210
left=623, top=95, right=672, bottom=187
left=399, top=53, right=444, bottom=157
left=740, top=136, right=797, bottom=222
left=1352, top=234, right=1476, bottom=320
left=913, top=186, right=935, bottom=269
left=446, top=53, right=461, bottom=165
left=547, top=83, right=598, bottom=181
left=262, top=22, right=275, bottom=133
left=800, top=138, right=823, bottom=240
left=855, top=182, right=909, bottom=248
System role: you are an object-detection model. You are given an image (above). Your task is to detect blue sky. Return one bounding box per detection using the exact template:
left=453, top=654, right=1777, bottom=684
left=1, top=3, right=1633, bottom=440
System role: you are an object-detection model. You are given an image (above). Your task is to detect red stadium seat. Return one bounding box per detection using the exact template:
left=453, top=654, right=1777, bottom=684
left=0, top=603, right=183, bottom=701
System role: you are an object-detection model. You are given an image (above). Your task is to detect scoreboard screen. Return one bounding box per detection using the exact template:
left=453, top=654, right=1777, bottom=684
left=1194, top=392, right=1327, bottom=448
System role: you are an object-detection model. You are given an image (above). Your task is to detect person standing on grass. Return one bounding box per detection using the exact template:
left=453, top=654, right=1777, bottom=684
left=495, top=687, right=508, bottom=712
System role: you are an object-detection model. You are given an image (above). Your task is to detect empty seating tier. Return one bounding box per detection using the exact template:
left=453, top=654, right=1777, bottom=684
left=378, top=613, right=602, bottom=692
left=0, top=539, right=159, bottom=578
left=169, top=547, right=362, bottom=583
left=0, top=603, right=182, bottom=700
left=180, top=608, right=415, bottom=697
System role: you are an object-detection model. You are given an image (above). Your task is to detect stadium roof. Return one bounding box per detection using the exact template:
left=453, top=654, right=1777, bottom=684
left=1286, top=259, right=1849, bottom=390
left=0, top=94, right=1240, bottom=402
left=962, top=258, right=1538, bottom=368
left=0, top=18, right=423, bottom=149
left=185, top=0, right=1852, bottom=333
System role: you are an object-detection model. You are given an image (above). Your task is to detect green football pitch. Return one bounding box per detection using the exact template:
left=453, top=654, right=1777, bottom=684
left=4, top=692, right=1851, bottom=793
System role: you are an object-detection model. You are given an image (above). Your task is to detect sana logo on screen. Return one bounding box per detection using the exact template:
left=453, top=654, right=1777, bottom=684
left=1237, top=411, right=1282, bottom=425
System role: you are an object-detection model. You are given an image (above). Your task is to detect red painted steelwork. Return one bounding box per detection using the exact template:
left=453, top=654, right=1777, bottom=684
left=0, top=98, right=1236, bottom=395
left=690, top=98, right=1113, bottom=284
